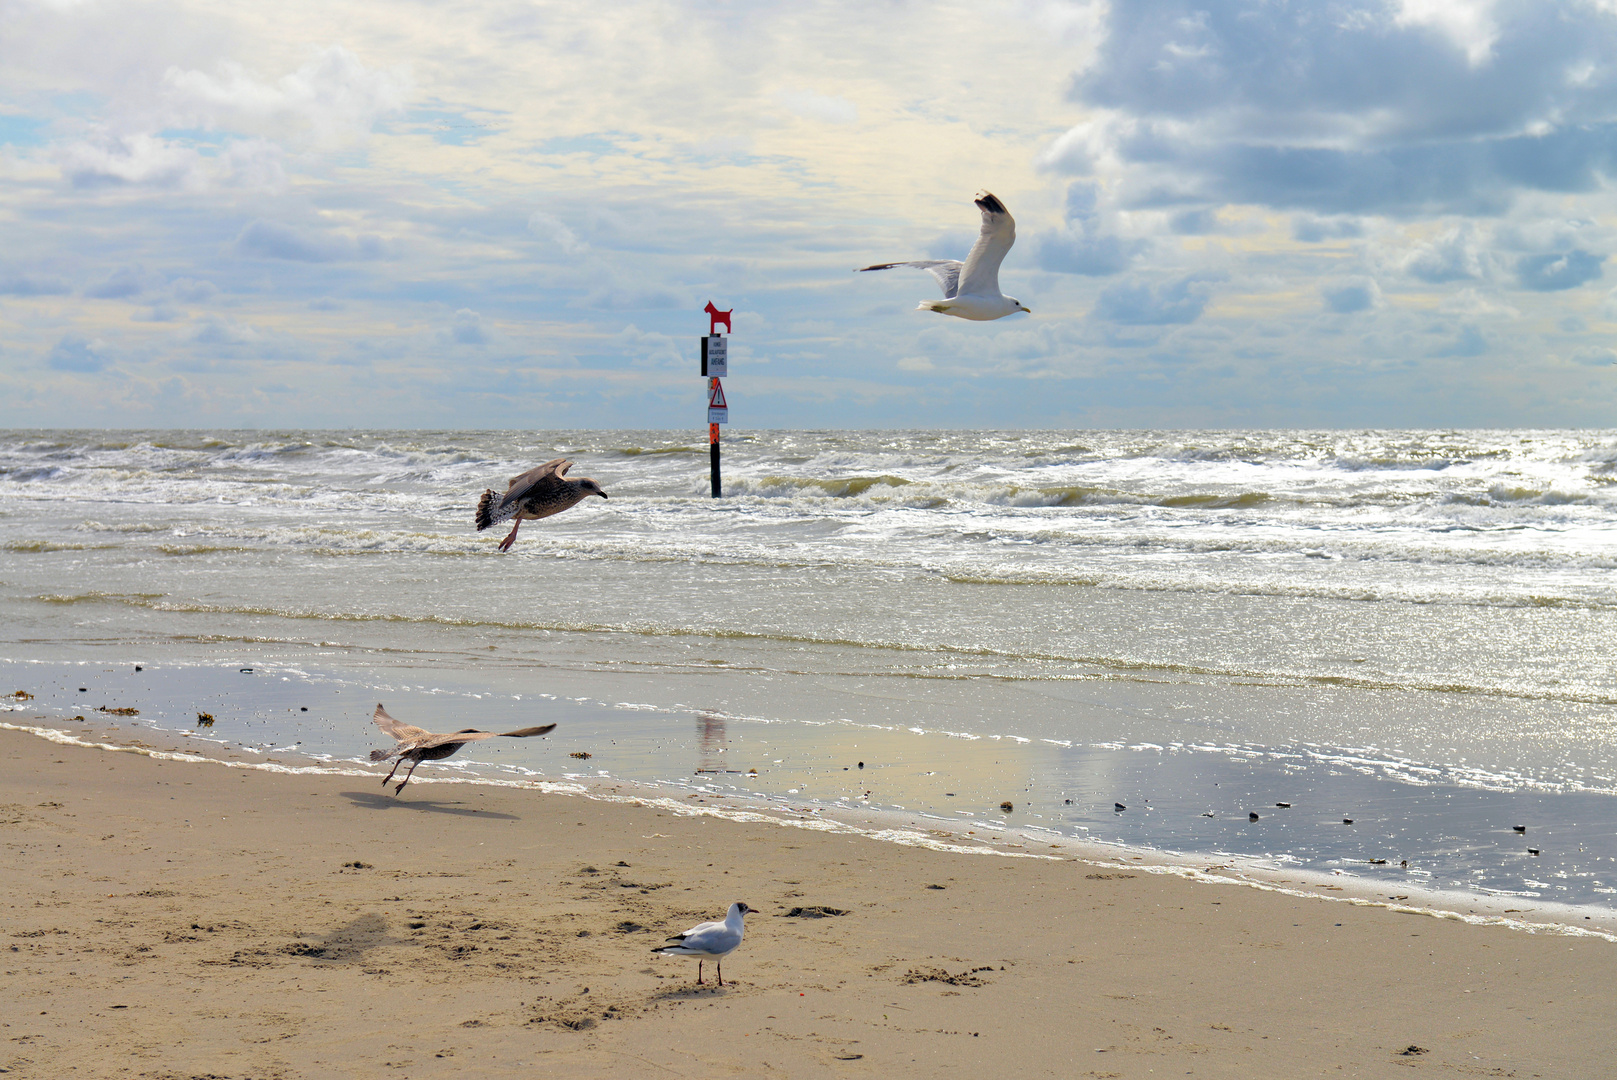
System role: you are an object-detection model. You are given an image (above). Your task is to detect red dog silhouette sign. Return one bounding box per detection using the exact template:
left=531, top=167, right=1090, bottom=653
left=704, top=301, right=732, bottom=335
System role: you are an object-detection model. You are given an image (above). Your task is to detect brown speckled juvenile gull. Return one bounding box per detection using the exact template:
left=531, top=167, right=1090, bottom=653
left=368, top=703, right=556, bottom=794
left=475, top=458, right=608, bottom=552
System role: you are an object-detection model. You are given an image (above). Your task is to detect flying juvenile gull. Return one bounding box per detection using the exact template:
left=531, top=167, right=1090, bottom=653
left=858, top=191, right=1031, bottom=321
left=368, top=703, right=555, bottom=794
left=652, top=902, right=753, bottom=986
left=475, top=458, right=608, bottom=552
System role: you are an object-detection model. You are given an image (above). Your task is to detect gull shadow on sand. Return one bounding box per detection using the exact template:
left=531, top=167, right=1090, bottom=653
left=288, top=912, right=402, bottom=965
left=339, top=790, right=520, bottom=820
left=647, top=983, right=740, bottom=1002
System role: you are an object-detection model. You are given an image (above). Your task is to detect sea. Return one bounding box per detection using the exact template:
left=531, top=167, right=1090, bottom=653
left=3, top=428, right=1615, bottom=924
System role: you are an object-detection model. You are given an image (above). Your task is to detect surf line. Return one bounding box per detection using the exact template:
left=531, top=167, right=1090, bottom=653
left=5, top=720, right=1613, bottom=942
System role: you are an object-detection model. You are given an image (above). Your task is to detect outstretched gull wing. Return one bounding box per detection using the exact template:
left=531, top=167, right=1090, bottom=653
left=408, top=723, right=557, bottom=751
left=373, top=703, right=431, bottom=745
left=956, top=192, right=1015, bottom=298
left=857, top=260, right=963, bottom=299
left=505, top=458, right=571, bottom=497
left=489, top=458, right=573, bottom=519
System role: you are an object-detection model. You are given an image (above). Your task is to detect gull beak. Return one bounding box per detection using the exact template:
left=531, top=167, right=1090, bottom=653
left=1020, top=305, right=1032, bottom=314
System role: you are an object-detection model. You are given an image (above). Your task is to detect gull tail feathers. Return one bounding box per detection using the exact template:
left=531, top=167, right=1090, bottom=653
left=917, top=300, right=950, bottom=313
left=369, top=748, right=399, bottom=763
left=475, top=489, right=517, bottom=531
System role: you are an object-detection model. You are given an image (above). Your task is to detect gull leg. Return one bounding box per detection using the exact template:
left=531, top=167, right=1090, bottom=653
left=696, top=960, right=704, bottom=985
left=381, top=758, right=403, bottom=788
left=389, top=759, right=420, bottom=792
left=717, top=960, right=724, bottom=987
left=497, top=518, right=521, bottom=552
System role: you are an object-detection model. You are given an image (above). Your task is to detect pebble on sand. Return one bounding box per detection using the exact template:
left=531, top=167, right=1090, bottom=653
left=999, top=801, right=1014, bottom=812
left=1343, top=818, right=1354, bottom=825
left=1114, top=803, right=1127, bottom=811
left=1248, top=812, right=1259, bottom=822
left=1528, top=848, right=1541, bottom=856
left=1512, top=825, right=1527, bottom=833
left=1275, top=802, right=1291, bottom=808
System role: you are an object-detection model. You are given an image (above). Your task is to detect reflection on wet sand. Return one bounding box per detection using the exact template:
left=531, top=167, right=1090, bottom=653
left=694, top=712, right=742, bottom=775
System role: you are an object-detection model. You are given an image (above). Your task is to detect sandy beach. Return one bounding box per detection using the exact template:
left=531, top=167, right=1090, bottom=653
left=4, top=725, right=1615, bottom=1079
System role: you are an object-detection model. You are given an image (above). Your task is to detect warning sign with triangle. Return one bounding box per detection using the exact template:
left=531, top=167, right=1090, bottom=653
left=708, top=378, right=728, bottom=424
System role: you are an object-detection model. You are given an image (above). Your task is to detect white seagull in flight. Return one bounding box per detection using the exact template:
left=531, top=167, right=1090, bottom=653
left=858, top=191, right=1030, bottom=321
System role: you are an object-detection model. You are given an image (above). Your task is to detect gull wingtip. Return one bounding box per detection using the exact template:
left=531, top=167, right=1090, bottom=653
left=973, top=190, right=1007, bottom=215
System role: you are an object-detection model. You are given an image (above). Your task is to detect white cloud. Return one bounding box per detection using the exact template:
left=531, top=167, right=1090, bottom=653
left=777, top=88, right=857, bottom=125
left=1094, top=275, right=1216, bottom=325
left=162, top=46, right=410, bottom=146
left=56, top=130, right=208, bottom=190
left=1321, top=278, right=1383, bottom=314
left=233, top=220, right=385, bottom=262
left=1293, top=216, right=1365, bottom=243
left=613, top=323, right=684, bottom=369
left=449, top=308, right=488, bottom=346
left=53, top=128, right=285, bottom=191
left=1567, top=345, right=1617, bottom=366
left=1516, top=250, right=1605, bottom=291
left=1395, top=0, right=1502, bottom=67
left=528, top=211, right=588, bottom=255
left=169, top=278, right=219, bottom=303
left=1438, top=287, right=1518, bottom=317
left=186, top=317, right=262, bottom=345
left=48, top=333, right=111, bottom=371
left=1400, top=224, right=1488, bottom=283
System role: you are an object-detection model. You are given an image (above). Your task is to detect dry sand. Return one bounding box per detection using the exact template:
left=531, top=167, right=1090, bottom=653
left=4, top=725, right=1615, bottom=1079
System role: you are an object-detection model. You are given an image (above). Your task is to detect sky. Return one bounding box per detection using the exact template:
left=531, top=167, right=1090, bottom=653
left=4, top=0, right=1617, bottom=430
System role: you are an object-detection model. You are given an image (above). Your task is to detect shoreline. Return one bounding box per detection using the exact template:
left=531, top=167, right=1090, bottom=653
left=7, top=651, right=1615, bottom=916
left=10, top=715, right=1616, bottom=943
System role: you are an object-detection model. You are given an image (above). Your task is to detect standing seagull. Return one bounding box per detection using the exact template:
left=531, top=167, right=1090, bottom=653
left=368, top=703, right=555, bottom=794
left=475, top=458, right=608, bottom=552
left=652, top=902, right=753, bottom=986
left=858, top=191, right=1031, bottom=321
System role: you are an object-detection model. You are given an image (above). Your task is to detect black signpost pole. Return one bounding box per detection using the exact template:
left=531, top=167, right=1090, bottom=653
left=710, top=426, right=721, bottom=498
left=701, top=303, right=730, bottom=498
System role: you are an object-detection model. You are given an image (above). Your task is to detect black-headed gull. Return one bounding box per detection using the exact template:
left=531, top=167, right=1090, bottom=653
left=858, top=191, right=1030, bottom=321
left=367, top=703, right=555, bottom=793
left=652, top=902, right=753, bottom=986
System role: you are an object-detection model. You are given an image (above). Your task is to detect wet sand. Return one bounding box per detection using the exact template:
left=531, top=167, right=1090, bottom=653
left=4, top=726, right=1616, bottom=1079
